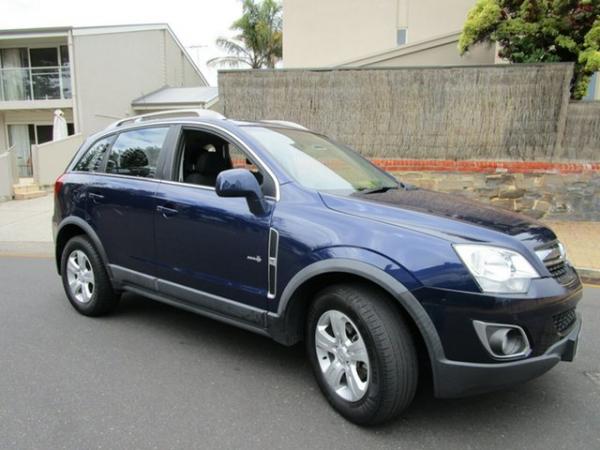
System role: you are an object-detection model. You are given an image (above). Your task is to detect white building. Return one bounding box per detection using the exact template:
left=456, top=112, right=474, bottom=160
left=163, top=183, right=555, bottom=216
left=282, top=0, right=493, bottom=68
left=0, top=23, right=214, bottom=181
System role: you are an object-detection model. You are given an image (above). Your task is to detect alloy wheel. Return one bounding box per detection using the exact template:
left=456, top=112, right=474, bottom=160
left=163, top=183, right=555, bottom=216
left=315, top=310, right=370, bottom=402
left=66, top=250, right=95, bottom=304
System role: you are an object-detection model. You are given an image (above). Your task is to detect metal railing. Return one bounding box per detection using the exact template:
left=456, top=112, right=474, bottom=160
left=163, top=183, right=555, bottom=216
left=0, top=66, right=71, bottom=101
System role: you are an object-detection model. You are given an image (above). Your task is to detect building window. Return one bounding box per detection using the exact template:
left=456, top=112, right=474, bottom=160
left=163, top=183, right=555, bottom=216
left=397, top=28, right=408, bottom=46
left=0, top=46, right=71, bottom=101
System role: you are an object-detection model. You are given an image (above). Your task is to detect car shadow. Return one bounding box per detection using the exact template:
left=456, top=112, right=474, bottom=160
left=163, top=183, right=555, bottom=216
left=115, top=291, right=309, bottom=366
left=114, top=291, right=570, bottom=435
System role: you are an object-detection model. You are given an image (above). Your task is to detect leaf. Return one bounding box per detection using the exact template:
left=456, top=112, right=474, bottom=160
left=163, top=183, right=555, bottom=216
left=459, top=0, right=502, bottom=54
left=459, top=0, right=600, bottom=99
left=217, top=0, right=282, bottom=69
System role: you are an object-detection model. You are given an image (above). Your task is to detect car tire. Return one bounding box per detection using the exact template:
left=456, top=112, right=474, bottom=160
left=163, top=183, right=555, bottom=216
left=60, top=235, right=119, bottom=316
left=306, top=283, right=418, bottom=425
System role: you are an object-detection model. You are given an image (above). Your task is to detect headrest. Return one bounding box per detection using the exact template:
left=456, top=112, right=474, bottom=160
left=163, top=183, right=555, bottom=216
left=196, top=147, right=232, bottom=174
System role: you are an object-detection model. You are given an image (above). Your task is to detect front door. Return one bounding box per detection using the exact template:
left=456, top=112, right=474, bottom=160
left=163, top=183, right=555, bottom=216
left=154, top=127, right=275, bottom=310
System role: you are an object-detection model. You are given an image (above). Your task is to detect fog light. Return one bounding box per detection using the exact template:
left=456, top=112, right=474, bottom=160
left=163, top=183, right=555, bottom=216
left=473, top=321, right=531, bottom=360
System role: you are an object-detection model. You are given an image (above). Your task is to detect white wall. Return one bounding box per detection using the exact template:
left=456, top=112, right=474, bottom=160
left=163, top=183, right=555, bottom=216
left=0, top=146, right=18, bottom=200
left=404, top=0, right=477, bottom=43
left=0, top=151, right=14, bottom=201
left=164, top=29, right=203, bottom=88
left=355, top=41, right=495, bottom=68
left=31, top=133, right=84, bottom=187
left=72, top=28, right=206, bottom=136
left=0, top=113, right=6, bottom=150
left=284, top=0, right=398, bottom=68
left=283, top=0, right=477, bottom=68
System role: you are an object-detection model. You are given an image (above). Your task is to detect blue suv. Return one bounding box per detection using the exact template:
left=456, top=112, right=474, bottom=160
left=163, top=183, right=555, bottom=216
left=53, top=110, right=582, bottom=425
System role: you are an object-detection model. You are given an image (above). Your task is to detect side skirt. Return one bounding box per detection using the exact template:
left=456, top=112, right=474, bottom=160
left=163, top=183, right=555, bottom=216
left=110, top=264, right=270, bottom=338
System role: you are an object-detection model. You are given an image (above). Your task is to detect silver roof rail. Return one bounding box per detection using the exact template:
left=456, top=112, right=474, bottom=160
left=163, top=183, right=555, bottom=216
left=260, top=120, right=307, bottom=130
left=107, top=109, right=226, bottom=129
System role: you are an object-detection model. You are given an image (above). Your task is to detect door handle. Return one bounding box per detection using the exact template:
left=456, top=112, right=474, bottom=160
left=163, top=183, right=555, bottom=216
left=157, top=205, right=178, bottom=218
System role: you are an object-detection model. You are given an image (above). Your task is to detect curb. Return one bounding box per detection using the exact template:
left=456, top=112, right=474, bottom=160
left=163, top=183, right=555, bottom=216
left=577, top=267, right=600, bottom=285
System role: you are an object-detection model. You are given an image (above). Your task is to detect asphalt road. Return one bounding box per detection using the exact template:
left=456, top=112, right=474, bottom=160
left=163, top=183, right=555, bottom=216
left=1, top=256, right=599, bottom=450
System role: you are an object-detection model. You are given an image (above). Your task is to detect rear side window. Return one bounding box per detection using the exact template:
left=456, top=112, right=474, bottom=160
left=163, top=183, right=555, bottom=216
left=106, top=127, right=169, bottom=178
left=73, top=137, right=112, bottom=172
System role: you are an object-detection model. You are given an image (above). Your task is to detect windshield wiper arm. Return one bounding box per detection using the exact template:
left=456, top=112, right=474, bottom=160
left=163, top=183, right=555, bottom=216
left=356, top=185, right=399, bottom=195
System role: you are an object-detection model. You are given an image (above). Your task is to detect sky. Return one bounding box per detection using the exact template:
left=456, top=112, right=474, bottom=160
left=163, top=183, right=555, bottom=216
left=0, top=0, right=244, bottom=85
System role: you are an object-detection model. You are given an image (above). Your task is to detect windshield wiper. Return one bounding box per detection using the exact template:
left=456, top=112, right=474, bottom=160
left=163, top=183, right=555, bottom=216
left=356, top=185, right=399, bottom=195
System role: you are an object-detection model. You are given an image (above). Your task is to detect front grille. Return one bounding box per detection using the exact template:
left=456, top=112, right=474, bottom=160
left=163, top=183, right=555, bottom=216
left=546, top=260, right=575, bottom=285
left=553, top=308, right=577, bottom=334
left=536, top=241, right=578, bottom=286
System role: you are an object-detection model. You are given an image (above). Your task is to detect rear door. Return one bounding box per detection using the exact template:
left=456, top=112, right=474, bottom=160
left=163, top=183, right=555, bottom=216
left=86, top=125, right=175, bottom=276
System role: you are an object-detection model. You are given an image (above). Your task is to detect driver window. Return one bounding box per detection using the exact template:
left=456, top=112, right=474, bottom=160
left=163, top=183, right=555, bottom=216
left=177, top=128, right=273, bottom=196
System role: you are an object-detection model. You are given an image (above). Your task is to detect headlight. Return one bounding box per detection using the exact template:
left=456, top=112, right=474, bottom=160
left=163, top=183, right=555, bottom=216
left=454, top=244, right=540, bottom=294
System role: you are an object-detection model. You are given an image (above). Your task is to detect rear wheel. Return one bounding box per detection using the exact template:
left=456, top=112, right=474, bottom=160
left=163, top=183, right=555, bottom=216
left=306, top=283, right=418, bottom=425
left=61, top=235, right=119, bottom=316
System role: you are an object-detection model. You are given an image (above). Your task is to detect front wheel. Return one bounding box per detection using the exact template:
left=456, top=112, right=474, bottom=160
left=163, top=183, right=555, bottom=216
left=306, top=283, right=418, bottom=425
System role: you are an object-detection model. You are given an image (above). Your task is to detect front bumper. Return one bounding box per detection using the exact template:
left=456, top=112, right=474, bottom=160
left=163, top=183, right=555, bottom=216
left=434, top=314, right=581, bottom=398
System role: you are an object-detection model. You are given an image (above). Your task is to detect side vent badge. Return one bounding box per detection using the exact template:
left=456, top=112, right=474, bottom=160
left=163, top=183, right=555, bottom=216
left=268, top=228, right=279, bottom=299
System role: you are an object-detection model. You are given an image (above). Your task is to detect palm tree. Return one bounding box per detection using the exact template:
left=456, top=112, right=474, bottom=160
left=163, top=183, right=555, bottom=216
left=208, top=0, right=282, bottom=69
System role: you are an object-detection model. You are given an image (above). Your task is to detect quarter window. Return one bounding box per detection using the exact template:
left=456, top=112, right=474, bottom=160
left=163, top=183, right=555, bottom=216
left=74, top=137, right=112, bottom=172
left=106, top=127, right=169, bottom=178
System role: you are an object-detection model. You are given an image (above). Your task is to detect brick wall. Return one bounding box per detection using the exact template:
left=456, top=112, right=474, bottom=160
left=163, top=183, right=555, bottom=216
left=374, top=159, right=600, bottom=221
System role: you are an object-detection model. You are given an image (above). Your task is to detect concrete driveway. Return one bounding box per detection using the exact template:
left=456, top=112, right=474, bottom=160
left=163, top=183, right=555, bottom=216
left=0, top=256, right=598, bottom=449
left=0, top=195, right=53, bottom=256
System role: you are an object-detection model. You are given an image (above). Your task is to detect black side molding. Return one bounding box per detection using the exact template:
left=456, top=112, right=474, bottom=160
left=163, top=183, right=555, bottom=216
left=110, top=264, right=268, bottom=332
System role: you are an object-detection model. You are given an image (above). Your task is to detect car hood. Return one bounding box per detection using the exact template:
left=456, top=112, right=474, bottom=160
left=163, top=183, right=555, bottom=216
left=320, top=188, right=557, bottom=250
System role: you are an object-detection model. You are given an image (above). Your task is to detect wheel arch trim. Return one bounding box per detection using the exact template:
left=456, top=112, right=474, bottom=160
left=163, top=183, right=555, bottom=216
left=55, top=217, right=113, bottom=282
left=272, top=258, right=446, bottom=364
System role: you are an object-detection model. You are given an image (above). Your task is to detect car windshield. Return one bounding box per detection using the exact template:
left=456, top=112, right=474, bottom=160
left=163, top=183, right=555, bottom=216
left=244, top=126, right=398, bottom=194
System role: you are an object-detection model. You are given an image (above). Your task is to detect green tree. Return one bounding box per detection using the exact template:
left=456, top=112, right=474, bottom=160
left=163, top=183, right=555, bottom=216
left=208, top=0, right=282, bottom=69
left=459, top=0, right=600, bottom=99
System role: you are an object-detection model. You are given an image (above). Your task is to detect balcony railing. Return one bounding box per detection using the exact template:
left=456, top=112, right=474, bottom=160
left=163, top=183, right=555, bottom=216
left=0, top=66, right=71, bottom=102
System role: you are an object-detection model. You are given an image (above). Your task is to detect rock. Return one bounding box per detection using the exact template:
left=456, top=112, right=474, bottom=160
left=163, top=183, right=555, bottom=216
left=524, top=209, right=546, bottom=219
left=533, top=200, right=551, bottom=212
left=486, top=174, right=515, bottom=187
left=382, top=169, right=600, bottom=220
left=498, top=188, right=526, bottom=199
left=515, top=198, right=535, bottom=212
left=490, top=198, right=516, bottom=210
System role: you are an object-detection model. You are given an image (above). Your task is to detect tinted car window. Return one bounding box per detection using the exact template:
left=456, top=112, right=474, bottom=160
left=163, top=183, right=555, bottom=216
left=106, top=127, right=169, bottom=178
left=73, top=137, right=112, bottom=172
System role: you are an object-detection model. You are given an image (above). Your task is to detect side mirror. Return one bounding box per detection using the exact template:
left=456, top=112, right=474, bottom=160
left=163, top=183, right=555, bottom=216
left=215, top=169, right=269, bottom=216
